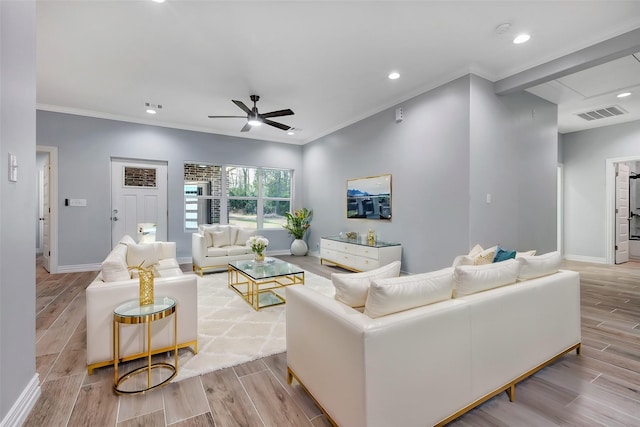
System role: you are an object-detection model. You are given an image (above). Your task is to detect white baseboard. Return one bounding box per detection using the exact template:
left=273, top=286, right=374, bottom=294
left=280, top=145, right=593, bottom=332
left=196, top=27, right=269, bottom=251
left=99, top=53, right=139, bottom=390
left=0, top=374, right=40, bottom=427
left=563, top=254, right=607, bottom=264
left=56, top=263, right=101, bottom=273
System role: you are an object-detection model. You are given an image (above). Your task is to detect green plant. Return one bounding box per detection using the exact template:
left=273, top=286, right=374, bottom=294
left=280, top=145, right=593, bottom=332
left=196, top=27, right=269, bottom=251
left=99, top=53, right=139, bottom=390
left=283, top=208, right=313, bottom=239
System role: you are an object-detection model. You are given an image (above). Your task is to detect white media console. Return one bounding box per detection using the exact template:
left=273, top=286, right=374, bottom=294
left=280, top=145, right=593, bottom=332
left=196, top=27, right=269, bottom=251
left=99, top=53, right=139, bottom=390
left=320, top=236, right=402, bottom=272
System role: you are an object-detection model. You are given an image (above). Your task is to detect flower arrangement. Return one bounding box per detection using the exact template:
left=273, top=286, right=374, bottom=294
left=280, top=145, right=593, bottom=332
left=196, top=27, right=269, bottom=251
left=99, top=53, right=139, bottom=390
left=247, top=235, right=269, bottom=256
left=283, top=208, right=314, bottom=240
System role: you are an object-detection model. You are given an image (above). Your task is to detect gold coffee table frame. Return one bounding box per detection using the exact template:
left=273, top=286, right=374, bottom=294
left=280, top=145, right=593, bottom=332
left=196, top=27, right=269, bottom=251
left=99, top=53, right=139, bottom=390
left=113, top=296, right=178, bottom=395
left=228, top=258, right=304, bottom=310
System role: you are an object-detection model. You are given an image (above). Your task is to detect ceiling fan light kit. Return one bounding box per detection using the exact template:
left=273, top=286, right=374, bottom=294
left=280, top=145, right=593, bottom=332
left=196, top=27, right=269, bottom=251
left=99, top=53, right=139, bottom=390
left=208, top=94, right=294, bottom=132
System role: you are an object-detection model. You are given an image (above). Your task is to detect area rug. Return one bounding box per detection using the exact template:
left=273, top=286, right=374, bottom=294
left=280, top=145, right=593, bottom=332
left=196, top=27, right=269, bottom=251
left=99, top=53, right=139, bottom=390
left=173, top=269, right=335, bottom=382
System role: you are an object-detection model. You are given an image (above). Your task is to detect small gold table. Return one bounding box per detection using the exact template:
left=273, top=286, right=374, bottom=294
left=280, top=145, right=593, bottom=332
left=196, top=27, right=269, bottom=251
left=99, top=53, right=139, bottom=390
left=113, top=296, right=178, bottom=395
left=228, top=258, right=304, bottom=310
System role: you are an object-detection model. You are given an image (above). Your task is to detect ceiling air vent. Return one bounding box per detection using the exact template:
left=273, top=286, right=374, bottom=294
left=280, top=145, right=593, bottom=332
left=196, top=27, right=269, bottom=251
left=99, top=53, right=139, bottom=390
left=576, top=105, right=627, bottom=121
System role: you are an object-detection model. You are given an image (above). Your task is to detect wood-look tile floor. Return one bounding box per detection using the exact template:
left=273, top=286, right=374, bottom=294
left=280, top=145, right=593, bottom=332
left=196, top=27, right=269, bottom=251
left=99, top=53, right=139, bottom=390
left=25, top=256, right=640, bottom=426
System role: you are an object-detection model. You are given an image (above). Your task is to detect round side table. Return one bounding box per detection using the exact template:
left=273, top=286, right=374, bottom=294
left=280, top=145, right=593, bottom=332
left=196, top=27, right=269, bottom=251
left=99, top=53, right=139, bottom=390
left=113, top=296, right=178, bottom=395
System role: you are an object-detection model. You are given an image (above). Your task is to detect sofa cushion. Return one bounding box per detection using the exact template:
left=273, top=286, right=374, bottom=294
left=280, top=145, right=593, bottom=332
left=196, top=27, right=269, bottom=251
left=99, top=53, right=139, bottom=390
left=235, top=228, right=255, bottom=246
left=126, top=242, right=159, bottom=268
left=517, top=251, right=561, bottom=280
left=101, top=243, right=130, bottom=282
left=227, top=245, right=252, bottom=256
left=453, top=259, right=520, bottom=297
left=206, top=247, right=228, bottom=257
left=212, top=229, right=230, bottom=248
left=364, top=267, right=454, bottom=318
left=332, top=261, right=401, bottom=308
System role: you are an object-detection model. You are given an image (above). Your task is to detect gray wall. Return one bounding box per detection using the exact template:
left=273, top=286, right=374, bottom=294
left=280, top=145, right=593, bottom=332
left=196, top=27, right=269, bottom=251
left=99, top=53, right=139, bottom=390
left=303, top=74, right=558, bottom=273
left=562, top=120, right=640, bottom=260
left=1, top=0, right=37, bottom=421
left=37, top=111, right=304, bottom=265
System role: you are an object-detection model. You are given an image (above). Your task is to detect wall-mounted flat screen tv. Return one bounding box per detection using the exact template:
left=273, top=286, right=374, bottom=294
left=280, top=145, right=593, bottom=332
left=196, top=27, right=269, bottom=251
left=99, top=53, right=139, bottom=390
left=347, top=174, right=391, bottom=220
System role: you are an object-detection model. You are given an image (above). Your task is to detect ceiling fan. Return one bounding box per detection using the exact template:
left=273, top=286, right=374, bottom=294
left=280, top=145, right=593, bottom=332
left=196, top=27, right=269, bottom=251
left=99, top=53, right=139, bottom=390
left=208, top=95, right=294, bottom=132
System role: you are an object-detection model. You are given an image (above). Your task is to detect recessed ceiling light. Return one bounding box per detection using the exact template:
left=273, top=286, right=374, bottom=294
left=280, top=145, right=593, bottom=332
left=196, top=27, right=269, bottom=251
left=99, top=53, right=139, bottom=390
left=388, top=72, right=400, bottom=80
left=513, top=34, right=531, bottom=44
left=151, top=0, right=165, bottom=3
left=146, top=109, right=157, bottom=115
left=617, top=92, right=632, bottom=98
left=287, top=130, right=295, bottom=135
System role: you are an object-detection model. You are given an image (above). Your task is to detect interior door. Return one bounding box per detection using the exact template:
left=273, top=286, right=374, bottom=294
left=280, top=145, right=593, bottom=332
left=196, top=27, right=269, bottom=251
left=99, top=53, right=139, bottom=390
left=42, top=157, right=51, bottom=272
left=111, top=159, right=168, bottom=247
left=615, top=163, right=630, bottom=264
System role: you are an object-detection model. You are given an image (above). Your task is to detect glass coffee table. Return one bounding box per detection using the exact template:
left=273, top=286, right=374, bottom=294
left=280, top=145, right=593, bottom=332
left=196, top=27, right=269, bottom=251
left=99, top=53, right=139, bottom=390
left=228, top=258, right=304, bottom=310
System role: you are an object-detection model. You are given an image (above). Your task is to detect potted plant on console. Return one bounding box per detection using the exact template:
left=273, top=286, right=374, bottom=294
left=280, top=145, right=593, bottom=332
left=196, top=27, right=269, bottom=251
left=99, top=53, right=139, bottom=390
left=283, top=208, right=313, bottom=256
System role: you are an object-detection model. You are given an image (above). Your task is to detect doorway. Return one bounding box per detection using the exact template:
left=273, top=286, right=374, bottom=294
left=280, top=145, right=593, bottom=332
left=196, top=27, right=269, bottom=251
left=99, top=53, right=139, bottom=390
left=111, top=159, right=168, bottom=246
left=36, top=146, right=58, bottom=273
left=605, top=156, right=640, bottom=264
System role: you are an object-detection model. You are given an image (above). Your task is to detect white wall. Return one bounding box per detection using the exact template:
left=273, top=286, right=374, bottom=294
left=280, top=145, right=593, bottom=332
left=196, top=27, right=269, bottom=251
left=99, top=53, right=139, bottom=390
left=562, top=120, right=640, bottom=261
left=303, top=74, right=558, bottom=273
left=1, top=0, right=38, bottom=423
left=36, top=112, right=305, bottom=265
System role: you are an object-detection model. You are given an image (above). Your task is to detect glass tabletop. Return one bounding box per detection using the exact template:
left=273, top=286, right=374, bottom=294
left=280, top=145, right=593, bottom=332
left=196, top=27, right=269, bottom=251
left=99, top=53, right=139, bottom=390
left=229, top=257, right=304, bottom=280
left=114, top=296, right=176, bottom=318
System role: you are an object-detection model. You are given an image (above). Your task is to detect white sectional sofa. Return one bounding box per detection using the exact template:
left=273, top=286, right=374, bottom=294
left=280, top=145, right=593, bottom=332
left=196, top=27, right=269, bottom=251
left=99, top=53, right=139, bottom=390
left=286, top=253, right=581, bottom=427
left=85, top=235, right=198, bottom=374
left=191, top=224, right=256, bottom=275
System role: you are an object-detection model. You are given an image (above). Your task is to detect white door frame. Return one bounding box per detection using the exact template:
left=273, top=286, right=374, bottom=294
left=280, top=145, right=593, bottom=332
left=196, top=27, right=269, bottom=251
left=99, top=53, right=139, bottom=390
left=605, top=155, right=640, bottom=264
left=557, top=164, right=564, bottom=256
left=36, top=145, right=59, bottom=273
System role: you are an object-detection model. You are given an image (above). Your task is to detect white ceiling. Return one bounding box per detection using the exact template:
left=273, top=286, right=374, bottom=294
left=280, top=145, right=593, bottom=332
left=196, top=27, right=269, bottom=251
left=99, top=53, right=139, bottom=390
left=36, top=1, right=640, bottom=144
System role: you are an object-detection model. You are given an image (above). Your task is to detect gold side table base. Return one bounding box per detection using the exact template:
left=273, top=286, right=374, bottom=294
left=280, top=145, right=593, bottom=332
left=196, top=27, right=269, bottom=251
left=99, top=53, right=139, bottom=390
left=114, top=362, right=177, bottom=395
left=113, top=297, right=178, bottom=395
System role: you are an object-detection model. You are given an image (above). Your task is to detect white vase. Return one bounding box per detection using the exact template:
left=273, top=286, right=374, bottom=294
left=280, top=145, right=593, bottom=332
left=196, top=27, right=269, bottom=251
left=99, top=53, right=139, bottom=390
left=290, top=239, right=308, bottom=256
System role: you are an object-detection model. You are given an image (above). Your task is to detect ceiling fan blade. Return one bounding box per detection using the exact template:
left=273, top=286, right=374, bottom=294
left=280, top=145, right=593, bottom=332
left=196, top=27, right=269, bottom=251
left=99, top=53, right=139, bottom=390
left=208, top=115, right=246, bottom=118
left=263, top=119, right=291, bottom=131
left=260, top=109, right=294, bottom=119
left=240, top=123, right=252, bottom=132
left=232, top=100, right=252, bottom=114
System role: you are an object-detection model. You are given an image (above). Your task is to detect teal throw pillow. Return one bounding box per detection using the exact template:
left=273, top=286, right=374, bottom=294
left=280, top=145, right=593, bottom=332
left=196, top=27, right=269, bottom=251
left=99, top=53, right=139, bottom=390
left=493, top=247, right=516, bottom=263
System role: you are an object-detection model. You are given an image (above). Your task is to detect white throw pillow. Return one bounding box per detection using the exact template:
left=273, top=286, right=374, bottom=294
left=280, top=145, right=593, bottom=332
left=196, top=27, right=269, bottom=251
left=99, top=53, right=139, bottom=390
left=364, top=268, right=454, bottom=318
left=516, top=251, right=561, bottom=280
left=452, top=255, right=474, bottom=267
left=468, top=244, right=483, bottom=258
left=201, top=225, right=218, bottom=247
left=453, top=259, right=520, bottom=297
left=332, top=261, right=401, bottom=308
left=235, top=228, right=255, bottom=246
left=516, top=250, right=537, bottom=258
left=212, top=229, right=230, bottom=248
left=126, top=242, right=159, bottom=269
left=473, top=245, right=498, bottom=265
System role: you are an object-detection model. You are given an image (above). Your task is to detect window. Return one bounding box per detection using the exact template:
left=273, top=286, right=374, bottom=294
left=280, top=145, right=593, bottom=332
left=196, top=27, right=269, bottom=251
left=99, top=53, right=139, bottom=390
left=183, top=163, right=292, bottom=231
left=183, top=164, right=222, bottom=231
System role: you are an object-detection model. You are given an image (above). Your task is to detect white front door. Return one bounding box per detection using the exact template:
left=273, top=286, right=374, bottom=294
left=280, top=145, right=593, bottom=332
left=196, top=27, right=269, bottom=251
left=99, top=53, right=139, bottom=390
left=111, top=159, right=168, bottom=247
left=615, top=163, right=630, bottom=264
